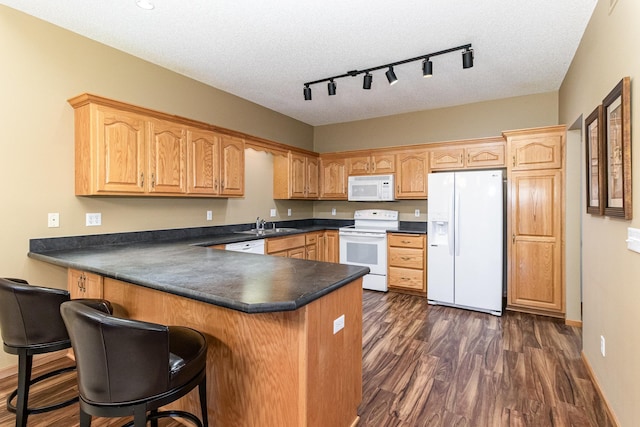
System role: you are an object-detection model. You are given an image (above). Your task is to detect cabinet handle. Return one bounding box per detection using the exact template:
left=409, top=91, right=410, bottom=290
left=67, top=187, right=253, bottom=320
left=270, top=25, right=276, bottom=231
left=467, top=153, right=470, bottom=163
left=459, top=154, right=462, bottom=163
left=140, top=172, right=144, bottom=187
left=512, top=156, right=516, bottom=167
left=401, top=256, right=411, bottom=261
left=401, top=240, right=411, bottom=244
left=512, top=234, right=515, bottom=244
left=214, top=179, right=218, bottom=191
left=151, top=173, right=156, bottom=188
left=221, top=180, right=225, bottom=190
left=365, top=163, right=369, bottom=172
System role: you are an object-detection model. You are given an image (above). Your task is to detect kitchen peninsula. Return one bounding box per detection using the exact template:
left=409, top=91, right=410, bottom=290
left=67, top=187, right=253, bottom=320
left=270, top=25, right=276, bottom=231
left=28, top=232, right=368, bottom=427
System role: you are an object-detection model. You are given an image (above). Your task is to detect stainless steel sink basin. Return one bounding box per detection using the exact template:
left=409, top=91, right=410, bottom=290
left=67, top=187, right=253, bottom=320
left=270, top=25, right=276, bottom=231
left=235, top=227, right=299, bottom=236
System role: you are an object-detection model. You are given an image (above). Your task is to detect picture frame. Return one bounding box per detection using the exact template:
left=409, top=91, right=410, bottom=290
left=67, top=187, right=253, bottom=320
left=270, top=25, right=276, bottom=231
left=585, top=105, right=604, bottom=215
left=602, top=76, right=632, bottom=219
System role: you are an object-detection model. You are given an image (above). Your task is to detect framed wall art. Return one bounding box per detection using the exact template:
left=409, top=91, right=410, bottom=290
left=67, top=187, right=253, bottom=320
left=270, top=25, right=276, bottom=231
left=585, top=105, right=604, bottom=215
left=602, top=76, right=632, bottom=219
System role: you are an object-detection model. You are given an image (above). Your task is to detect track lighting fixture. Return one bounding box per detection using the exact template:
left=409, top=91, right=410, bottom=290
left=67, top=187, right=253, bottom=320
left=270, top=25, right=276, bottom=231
left=385, top=67, right=398, bottom=85
left=303, top=85, right=312, bottom=100
left=302, top=43, right=473, bottom=100
left=462, top=48, right=474, bottom=69
left=363, top=73, right=373, bottom=89
left=328, top=80, right=336, bottom=96
left=422, top=58, right=433, bottom=78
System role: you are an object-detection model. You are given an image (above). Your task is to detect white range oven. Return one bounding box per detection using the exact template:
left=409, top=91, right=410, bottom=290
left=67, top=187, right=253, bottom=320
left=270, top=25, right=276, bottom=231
left=339, top=209, right=399, bottom=292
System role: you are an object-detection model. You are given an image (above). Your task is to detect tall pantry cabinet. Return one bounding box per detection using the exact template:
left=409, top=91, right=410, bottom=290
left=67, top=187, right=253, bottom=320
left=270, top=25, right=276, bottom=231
left=504, top=125, right=565, bottom=318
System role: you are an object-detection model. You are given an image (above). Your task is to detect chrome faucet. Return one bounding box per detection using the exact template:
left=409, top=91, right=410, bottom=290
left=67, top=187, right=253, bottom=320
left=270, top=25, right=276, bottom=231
left=256, top=217, right=266, bottom=233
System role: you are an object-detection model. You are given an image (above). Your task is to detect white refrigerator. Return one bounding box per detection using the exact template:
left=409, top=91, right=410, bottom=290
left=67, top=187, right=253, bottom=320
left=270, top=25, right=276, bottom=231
left=427, top=170, right=504, bottom=316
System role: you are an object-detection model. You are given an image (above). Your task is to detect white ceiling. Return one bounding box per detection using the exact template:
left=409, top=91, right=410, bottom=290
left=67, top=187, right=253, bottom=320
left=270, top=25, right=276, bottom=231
left=3, top=0, right=596, bottom=126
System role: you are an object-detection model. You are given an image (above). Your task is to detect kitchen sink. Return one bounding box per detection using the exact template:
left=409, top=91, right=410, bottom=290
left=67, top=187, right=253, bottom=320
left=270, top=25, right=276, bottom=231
left=235, top=227, right=299, bottom=236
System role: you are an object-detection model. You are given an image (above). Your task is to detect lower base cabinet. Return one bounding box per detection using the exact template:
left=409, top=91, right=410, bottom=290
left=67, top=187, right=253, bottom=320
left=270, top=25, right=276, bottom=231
left=387, top=233, right=427, bottom=296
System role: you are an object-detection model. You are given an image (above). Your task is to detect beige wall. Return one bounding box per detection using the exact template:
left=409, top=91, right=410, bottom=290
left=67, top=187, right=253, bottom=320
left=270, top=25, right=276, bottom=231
left=313, top=92, right=558, bottom=152
left=0, top=6, right=313, bottom=367
left=559, top=0, right=640, bottom=424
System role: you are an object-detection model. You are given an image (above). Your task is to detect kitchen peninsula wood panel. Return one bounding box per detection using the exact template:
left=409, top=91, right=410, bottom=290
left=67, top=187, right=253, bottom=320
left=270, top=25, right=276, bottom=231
left=102, top=275, right=363, bottom=427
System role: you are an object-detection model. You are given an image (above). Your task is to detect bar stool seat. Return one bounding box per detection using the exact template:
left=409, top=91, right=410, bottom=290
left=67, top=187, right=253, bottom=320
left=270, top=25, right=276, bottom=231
left=0, top=277, right=112, bottom=427
left=60, top=301, right=208, bottom=427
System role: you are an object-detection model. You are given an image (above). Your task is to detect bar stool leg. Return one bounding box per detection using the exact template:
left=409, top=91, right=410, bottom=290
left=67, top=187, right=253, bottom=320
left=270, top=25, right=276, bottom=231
left=15, top=352, right=33, bottom=427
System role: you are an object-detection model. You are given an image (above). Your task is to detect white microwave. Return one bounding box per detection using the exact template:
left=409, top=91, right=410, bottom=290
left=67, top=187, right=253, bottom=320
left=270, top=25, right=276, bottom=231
left=348, top=174, right=395, bottom=201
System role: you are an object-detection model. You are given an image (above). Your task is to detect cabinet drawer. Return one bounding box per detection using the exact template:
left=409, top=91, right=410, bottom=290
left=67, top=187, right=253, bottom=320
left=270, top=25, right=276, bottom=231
left=389, top=248, right=424, bottom=269
left=388, top=234, right=424, bottom=249
left=388, top=267, right=424, bottom=291
left=305, top=233, right=318, bottom=245
left=266, top=234, right=306, bottom=253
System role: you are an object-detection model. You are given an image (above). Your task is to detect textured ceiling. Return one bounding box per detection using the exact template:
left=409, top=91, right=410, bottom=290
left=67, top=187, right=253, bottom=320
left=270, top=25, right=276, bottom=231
left=3, top=0, right=596, bottom=126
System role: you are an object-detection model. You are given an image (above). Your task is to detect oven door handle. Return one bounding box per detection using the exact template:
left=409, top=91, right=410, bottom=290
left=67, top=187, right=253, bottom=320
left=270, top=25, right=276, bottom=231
left=339, top=232, right=387, bottom=239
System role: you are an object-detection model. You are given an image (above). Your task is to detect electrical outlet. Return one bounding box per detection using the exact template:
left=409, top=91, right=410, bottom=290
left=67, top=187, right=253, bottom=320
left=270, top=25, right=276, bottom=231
left=415, top=209, right=420, bottom=217
left=332, top=208, right=337, bottom=216
left=270, top=209, right=277, bottom=217
left=86, top=213, right=101, bottom=226
left=333, top=314, right=345, bottom=334
left=287, top=208, right=292, bottom=216
left=47, top=213, right=60, bottom=228
left=600, top=335, right=606, bottom=357
left=206, top=210, right=213, bottom=221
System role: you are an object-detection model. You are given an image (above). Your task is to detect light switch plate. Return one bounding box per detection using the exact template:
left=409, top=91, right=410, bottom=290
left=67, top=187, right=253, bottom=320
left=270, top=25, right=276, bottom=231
left=332, top=208, right=337, bottom=216
left=626, top=227, right=640, bottom=253
left=206, top=210, right=213, bottom=221
left=287, top=209, right=292, bottom=216
left=270, top=209, right=276, bottom=217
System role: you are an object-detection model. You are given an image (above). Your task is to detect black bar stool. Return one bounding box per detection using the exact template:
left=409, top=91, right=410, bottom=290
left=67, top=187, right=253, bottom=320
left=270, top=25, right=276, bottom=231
left=0, top=277, right=112, bottom=427
left=60, top=300, right=208, bottom=427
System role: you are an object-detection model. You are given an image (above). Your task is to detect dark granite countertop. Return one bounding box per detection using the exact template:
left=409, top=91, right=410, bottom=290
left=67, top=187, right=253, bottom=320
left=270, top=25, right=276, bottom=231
left=28, top=219, right=428, bottom=314
left=29, top=241, right=368, bottom=314
left=28, top=219, right=372, bottom=314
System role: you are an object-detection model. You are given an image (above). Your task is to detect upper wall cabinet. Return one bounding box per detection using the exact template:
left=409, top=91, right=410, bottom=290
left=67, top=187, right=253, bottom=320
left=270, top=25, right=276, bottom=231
left=503, top=126, right=564, bottom=171
left=346, top=152, right=395, bottom=175
left=68, top=94, right=244, bottom=197
left=395, top=150, right=428, bottom=199
left=429, top=140, right=506, bottom=171
left=273, top=151, right=319, bottom=199
left=319, top=155, right=347, bottom=200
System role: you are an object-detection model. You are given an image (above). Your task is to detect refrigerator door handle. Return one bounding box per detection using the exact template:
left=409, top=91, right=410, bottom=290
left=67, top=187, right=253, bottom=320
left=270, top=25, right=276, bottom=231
left=454, top=191, right=461, bottom=256
left=448, top=193, right=455, bottom=256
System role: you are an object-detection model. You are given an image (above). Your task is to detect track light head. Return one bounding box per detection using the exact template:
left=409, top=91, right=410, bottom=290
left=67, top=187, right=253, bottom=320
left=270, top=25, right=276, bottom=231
left=363, top=73, right=373, bottom=90
left=462, top=48, right=474, bottom=69
left=386, top=67, right=398, bottom=85
left=303, top=85, right=312, bottom=101
left=422, top=58, right=433, bottom=78
left=328, top=80, right=337, bottom=96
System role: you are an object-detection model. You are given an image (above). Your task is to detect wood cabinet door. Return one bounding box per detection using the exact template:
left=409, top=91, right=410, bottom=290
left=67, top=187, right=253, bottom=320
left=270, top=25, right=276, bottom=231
left=289, top=153, right=307, bottom=198
left=95, top=106, right=146, bottom=193
left=396, top=151, right=428, bottom=199
left=346, top=156, right=371, bottom=175
left=320, top=158, right=347, bottom=199
left=219, top=135, right=245, bottom=196
left=466, top=143, right=505, bottom=168
left=324, top=231, right=340, bottom=263
left=507, top=129, right=564, bottom=171
left=429, top=148, right=464, bottom=171
left=147, top=119, right=186, bottom=194
left=508, top=169, right=563, bottom=314
left=371, top=154, right=395, bottom=174
left=306, top=156, right=319, bottom=198
left=187, top=128, right=220, bottom=195
left=68, top=269, right=103, bottom=299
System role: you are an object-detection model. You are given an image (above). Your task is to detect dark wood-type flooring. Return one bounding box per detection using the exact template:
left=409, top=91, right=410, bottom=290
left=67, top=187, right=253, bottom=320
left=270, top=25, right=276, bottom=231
left=0, top=291, right=613, bottom=426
